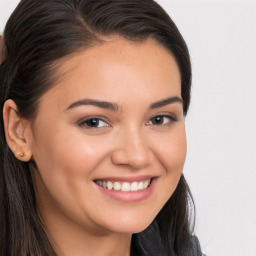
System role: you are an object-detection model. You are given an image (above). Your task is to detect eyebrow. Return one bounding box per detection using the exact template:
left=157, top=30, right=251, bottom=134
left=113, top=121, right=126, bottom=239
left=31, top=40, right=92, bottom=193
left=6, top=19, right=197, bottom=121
left=150, top=96, right=183, bottom=109
left=66, top=96, right=183, bottom=111
left=66, top=99, right=119, bottom=111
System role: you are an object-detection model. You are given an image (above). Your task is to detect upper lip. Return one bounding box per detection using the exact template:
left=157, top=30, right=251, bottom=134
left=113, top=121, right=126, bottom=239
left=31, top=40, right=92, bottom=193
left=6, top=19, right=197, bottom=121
left=94, top=175, right=156, bottom=182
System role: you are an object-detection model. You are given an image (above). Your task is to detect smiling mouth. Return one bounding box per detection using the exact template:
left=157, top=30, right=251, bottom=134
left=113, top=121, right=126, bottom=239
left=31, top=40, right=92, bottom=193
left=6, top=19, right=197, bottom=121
left=94, top=179, right=152, bottom=192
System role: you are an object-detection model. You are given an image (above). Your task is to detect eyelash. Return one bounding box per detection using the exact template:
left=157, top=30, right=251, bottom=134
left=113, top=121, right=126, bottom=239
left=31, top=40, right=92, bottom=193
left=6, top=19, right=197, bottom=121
left=78, top=114, right=177, bottom=129
left=146, top=114, right=177, bottom=126
left=78, top=116, right=110, bottom=129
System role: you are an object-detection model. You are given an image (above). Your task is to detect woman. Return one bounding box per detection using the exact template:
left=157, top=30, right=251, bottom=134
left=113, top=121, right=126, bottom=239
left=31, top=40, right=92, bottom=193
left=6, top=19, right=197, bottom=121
left=0, top=0, right=204, bottom=255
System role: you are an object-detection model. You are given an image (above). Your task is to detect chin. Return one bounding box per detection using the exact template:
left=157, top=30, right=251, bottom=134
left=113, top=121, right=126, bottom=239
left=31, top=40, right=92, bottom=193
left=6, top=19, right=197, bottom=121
left=101, top=213, right=156, bottom=235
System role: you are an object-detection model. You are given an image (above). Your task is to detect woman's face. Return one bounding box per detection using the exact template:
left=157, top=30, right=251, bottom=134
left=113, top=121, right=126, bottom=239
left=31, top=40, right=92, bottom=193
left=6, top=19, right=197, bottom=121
left=28, top=38, right=186, bottom=235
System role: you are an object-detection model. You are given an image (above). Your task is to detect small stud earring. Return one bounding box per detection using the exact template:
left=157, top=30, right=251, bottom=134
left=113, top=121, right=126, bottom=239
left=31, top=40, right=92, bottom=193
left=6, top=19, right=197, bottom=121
left=19, top=152, right=27, bottom=158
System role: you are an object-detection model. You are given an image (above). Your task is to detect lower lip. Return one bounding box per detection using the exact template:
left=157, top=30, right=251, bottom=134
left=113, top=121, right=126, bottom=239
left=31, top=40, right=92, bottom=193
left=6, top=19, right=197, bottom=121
left=94, top=178, right=156, bottom=203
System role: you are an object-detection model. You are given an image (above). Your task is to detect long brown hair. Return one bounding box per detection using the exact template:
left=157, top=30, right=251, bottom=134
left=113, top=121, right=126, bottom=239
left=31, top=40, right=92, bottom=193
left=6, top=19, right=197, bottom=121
left=0, top=1, right=193, bottom=255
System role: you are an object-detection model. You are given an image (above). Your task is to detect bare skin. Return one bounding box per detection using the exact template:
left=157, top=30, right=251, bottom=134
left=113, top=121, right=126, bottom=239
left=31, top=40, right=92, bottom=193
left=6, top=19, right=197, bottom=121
left=3, top=38, right=186, bottom=256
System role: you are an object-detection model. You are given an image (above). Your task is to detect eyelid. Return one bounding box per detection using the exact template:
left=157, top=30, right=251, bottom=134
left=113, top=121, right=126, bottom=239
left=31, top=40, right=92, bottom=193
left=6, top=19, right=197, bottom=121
left=77, top=116, right=111, bottom=128
left=76, top=112, right=178, bottom=129
left=146, top=113, right=178, bottom=125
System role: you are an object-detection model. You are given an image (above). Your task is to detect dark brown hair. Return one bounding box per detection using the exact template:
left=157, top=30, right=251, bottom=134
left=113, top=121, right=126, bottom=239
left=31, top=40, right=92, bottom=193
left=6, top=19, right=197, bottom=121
left=0, top=1, right=193, bottom=255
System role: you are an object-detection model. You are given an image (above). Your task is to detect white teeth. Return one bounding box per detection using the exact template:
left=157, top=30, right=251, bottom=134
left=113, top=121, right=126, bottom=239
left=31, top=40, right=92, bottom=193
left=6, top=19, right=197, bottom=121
left=113, top=182, right=121, bottom=191
left=96, top=179, right=151, bottom=192
left=131, top=182, right=138, bottom=191
left=107, top=181, right=113, bottom=190
left=143, top=180, right=150, bottom=189
left=121, top=182, right=130, bottom=191
left=138, top=181, right=144, bottom=190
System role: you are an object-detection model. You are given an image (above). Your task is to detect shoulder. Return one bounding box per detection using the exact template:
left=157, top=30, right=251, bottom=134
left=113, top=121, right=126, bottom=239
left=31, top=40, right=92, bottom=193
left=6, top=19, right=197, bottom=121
left=179, top=235, right=206, bottom=256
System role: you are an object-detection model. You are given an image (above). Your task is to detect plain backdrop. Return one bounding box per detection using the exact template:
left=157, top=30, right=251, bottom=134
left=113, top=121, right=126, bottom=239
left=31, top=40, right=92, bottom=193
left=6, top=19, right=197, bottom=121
left=1, top=0, right=256, bottom=255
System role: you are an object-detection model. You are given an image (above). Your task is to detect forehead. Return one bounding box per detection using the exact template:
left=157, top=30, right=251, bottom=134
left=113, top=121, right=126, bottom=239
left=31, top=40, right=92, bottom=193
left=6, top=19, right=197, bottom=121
left=40, top=38, right=181, bottom=110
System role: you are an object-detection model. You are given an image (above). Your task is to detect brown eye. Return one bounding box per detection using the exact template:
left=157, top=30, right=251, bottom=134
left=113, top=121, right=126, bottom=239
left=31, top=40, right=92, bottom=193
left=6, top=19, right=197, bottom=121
left=148, top=115, right=177, bottom=125
left=152, top=116, right=165, bottom=124
left=86, top=119, right=100, bottom=127
left=79, top=118, right=109, bottom=128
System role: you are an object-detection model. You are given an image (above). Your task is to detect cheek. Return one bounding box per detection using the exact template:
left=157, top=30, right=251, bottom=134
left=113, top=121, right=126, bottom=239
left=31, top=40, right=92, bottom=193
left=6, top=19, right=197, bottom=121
left=168, top=132, right=187, bottom=171
left=151, top=126, right=187, bottom=200
left=33, top=125, right=108, bottom=176
left=31, top=126, right=109, bottom=204
left=154, top=126, right=187, bottom=172
left=31, top=126, right=113, bottom=225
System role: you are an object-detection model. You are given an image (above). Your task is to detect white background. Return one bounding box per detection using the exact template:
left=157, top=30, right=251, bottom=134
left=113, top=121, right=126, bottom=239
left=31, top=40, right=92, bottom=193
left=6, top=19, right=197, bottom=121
left=1, top=0, right=256, bottom=255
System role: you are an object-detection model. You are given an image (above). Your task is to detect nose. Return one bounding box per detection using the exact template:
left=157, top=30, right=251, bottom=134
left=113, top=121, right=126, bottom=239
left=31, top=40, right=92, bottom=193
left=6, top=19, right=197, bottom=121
left=111, top=127, right=153, bottom=169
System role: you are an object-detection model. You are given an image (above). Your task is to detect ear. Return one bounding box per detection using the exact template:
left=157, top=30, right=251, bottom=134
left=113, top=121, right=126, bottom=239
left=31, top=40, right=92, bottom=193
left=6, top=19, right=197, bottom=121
left=3, top=99, right=32, bottom=162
